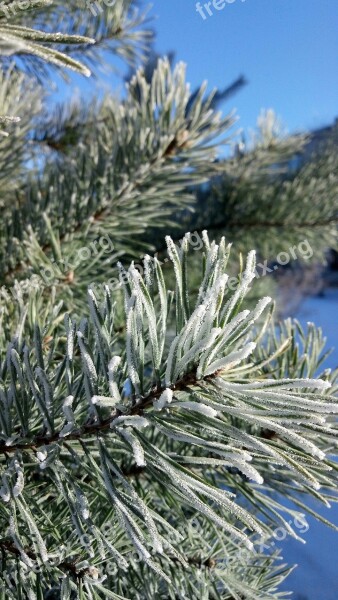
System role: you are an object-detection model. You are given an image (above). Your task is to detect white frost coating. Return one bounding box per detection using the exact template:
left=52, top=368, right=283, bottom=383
left=0, top=475, right=10, bottom=502
left=82, top=508, right=90, bottom=520
left=178, top=305, right=205, bottom=355
left=77, top=331, right=97, bottom=381
left=0, top=490, right=10, bottom=502
left=5, top=436, right=19, bottom=447
left=165, top=237, right=182, bottom=296
left=36, top=449, right=48, bottom=462
left=181, top=232, right=191, bottom=253
left=203, top=342, right=256, bottom=377
left=92, top=395, right=119, bottom=407
left=165, top=235, right=179, bottom=260
left=217, top=378, right=332, bottom=404
left=36, top=446, right=50, bottom=470
left=17, top=498, right=49, bottom=563
left=175, top=401, right=218, bottom=418
left=156, top=456, right=257, bottom=548
left=13, top=459, right=24, bottom=497
left=199, top=275, right=229, bottom=316
left=259, top=378, right=331, bottom=391
left=112, top=416, right=149, bottom=429
left=193, top=307, right=218, bottom=340
left=119, top=428, right=146, bottom=467
left=245, top=250, right=256, bottom=274
left=9, top=517, right=34, bottom=568
left=109, top=356, right=122, bottom=372
left=231, top=459, right=263, bottom=485
left=108, top=356, right=122, bottom=403
left=201, top=230, right=210, bottom=250
left=222, top=387, right=338, bottom=414
left=196, top=259, right=220, bottom=305
left=194, top=325, right=222, bottom=377
left=165, top=334, right=180, bottom=386
left=62, top=395, right=74, bottom=419
left=198, top=309, right=251, bottom=371
left=130, top=266, right=160, bottom=370
left=125, top=299, right=141, bottom=390
left=221, top=251, right=256, bottom=323
left=249, top=296, right=272, bottom=321
left=60, top=395, right=75, bottom=437
left=154, top=388, right=173, bottom=410
left=78, top=494, right=90, bottom=520
left=213, top=273, right=229, bottom=297
left=215, top=378, right=332, bottom=392
left=87, top=566, right=99, bottom=580
left=244, top=410, right=326, bottom=461
left=219, top=309, right=251, bottom=340
left=117, top=261, right=130, bottom=298
left=177, top=327, right=222, bottom=380
left=143, top=254, right=153, bottom=287
left=182, top=304, right=209, bottom=352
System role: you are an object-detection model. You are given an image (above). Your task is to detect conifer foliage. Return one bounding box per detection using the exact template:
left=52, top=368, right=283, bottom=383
left=0, top=2, right=337, bottom=598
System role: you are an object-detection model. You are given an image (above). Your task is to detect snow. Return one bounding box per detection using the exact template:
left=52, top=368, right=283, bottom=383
left=279, top=289, right=338, bottom=600
left=296, top=288, right=338, bottom=370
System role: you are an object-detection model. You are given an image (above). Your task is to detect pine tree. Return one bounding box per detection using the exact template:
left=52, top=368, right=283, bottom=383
left=1, top=3, right=338, bottom=598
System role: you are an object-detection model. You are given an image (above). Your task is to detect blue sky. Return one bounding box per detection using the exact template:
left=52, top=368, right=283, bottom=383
left=59, top=0, right=337, bottom=138
left=146, top=0, right=338, bottom=135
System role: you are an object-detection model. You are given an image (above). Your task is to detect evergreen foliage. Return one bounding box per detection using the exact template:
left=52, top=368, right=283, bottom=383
left=0, top=2, right=337, bottom=598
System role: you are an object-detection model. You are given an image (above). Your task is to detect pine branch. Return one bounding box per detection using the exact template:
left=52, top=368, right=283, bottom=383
left=0, top=1, right=151, bottom=77
left=1, top=233, right=337, bottom=598
left=0, top=539, right=95, bottom=579
left=2, top=2, right=337, bottom=597
left=157, top=112, right=338, bottom=260
left=0, top=368, right=205, bottom=455
left=1, top=59, right=234, bottom=294
left=0, top=20, right=94, bottom=76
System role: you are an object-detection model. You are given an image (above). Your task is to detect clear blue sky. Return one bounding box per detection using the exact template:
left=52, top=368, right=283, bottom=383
left=146, top=0, right=337, bottom=134
left=58, top=0, right=337, bottom=137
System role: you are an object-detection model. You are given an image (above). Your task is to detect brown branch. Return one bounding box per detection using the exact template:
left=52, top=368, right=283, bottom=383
left=0, top=540, right=92, bottom=580
left=0, top=370, right=201, bottom=456
left=119, top=463, right=146, bottom=478
left=168, top=553, right=216, bottom=569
